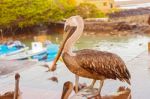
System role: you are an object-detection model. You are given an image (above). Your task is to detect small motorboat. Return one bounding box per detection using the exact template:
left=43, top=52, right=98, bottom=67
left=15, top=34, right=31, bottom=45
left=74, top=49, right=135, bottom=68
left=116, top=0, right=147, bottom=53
left=0, top=41, right=59, bottom=62
left=33, top=43, right=59, bottom=62
left=28, top=43, right=59, bottom=62
left=45, top=44, right=59, bottom=62
left=0, top=42, right=46, bottom=60
left=0, top=41, right=29, bottom=56
left=32, top=52, right=48, bottom=61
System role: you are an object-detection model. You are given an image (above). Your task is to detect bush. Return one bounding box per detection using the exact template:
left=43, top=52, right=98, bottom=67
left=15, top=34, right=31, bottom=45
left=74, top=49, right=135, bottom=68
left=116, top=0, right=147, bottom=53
left=76, top=3, right=106, bottom=18
left=0, top=0, right=76, bottom=29
left=0, top=0, right=110, bottom=31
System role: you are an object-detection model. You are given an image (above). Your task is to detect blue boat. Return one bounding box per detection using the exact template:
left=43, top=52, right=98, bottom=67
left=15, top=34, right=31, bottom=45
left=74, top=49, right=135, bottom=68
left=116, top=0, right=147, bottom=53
left=46, top=44, right=59, bottom=62
left=36, top=43, right=59, bottom=62
left=0, top=45, right=18, bottom=55
left=26, top=43, right=58, bottom=61
left=0, top=48, right=47, bottom=60
left=0, top=42, right=59, bottom=62
left=31, top=52, right=47, bottom=61
left=0, top=41, right=29, bottom=56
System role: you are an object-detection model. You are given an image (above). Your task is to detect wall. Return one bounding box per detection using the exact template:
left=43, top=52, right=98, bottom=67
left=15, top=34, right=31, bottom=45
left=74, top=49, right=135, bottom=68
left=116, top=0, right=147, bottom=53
left=110, top=14, right=150, bottom=25
left=75, top=0, right=115, bottom=10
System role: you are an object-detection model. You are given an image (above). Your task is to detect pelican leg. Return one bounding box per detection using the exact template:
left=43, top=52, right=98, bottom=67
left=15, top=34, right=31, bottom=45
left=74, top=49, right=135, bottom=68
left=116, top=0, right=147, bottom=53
left=88, top=79, right=96, bottom=88
left=98, top=80, right=104, bottom=94
left=75, top=75, right=79, bottom=93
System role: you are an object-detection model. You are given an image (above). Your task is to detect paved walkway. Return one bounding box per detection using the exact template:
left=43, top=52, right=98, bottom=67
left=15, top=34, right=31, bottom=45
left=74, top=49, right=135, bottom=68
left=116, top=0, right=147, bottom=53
left=0, top=51, right=150, bottom=99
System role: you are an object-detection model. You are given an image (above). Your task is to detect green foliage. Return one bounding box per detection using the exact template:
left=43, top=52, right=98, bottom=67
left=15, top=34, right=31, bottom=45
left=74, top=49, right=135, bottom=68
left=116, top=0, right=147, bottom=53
left=0, top=0, right=110, bottom=30
left=107, top=8, right=121, bottom=14
left=0, top=0, right=76, bottom=28
left=76, top=3, right=106, bottom=18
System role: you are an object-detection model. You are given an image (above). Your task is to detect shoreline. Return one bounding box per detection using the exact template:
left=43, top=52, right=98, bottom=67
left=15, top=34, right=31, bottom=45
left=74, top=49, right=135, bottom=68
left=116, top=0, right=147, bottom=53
left=116, top=0, right=150, bottom=6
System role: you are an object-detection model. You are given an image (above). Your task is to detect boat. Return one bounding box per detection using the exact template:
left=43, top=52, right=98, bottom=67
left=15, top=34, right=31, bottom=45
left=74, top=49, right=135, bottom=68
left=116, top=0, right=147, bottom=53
left=45, top=44, right=59, bottom=62
left=32, top=43, right=59, bottom=62
left=32, top=52, right=48, bottom=61
left=0, top=41, right=59, bottom=62
left=0, top=41, right=29, bottom=56
left=28, top=43, right=59, bottom=62
left=0, top=42, right=47, bottom=60
left=2, top=48, right=47, bottom=60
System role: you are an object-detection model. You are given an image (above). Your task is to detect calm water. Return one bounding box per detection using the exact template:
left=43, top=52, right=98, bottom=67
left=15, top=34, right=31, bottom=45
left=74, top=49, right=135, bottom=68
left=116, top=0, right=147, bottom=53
left=22, top=33, right=150, bottom=62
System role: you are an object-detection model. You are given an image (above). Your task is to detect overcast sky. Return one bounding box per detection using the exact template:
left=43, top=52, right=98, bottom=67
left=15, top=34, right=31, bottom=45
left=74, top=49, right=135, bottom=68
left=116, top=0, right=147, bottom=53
left=115, top=0, right=131, bottom=1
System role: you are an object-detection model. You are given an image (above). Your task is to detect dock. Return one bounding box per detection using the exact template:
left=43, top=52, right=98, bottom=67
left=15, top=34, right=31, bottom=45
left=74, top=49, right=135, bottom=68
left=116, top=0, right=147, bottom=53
left=0, top=51, right=150, bottom=99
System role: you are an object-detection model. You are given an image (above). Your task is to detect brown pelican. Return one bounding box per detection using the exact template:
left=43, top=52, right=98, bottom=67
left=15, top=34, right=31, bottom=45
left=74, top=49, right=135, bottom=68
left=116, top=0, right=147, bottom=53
left=49, top=16, right=131, bottom=94
left=0, top=73, right=21, bottom=99
left=61, top=81, right=131, bottom=99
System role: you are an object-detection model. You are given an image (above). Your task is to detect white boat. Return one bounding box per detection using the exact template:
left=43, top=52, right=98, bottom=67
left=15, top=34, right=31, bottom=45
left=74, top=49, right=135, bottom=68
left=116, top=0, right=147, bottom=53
left=4, top=47, right=29, bottom=56
left=1, top=48, right=47, bottom=60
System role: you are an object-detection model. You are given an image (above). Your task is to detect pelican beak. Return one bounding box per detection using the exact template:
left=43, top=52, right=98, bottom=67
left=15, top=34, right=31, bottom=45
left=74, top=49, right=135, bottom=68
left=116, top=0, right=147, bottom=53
left=49, top=25, right=77, bottom=71
left=64, top=25, right=70, bottom=32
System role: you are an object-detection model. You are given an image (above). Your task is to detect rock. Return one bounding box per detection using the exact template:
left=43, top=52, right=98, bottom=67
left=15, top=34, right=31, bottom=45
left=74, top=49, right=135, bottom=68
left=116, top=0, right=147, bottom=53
left=139, top=43, right=143, bottom=46
left=115, top=22, right=133, bottom=31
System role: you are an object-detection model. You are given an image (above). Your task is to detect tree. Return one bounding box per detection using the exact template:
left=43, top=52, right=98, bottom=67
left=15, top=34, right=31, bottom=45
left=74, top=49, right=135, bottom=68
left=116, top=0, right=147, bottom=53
left=0, top=0, right=76, bottom=29
left=76, top=3, right=106, bottom=18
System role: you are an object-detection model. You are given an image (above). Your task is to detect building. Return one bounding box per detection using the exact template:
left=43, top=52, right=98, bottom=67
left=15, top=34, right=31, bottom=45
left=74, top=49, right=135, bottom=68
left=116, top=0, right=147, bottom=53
left=75, top=0, right=115, bottom=10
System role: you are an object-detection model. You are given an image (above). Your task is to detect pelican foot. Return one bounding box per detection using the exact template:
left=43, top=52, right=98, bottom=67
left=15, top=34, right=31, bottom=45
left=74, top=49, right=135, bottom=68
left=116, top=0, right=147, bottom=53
left=76, top=88, right=100, bottom=99
left=86, top=85, right=94, bottom=90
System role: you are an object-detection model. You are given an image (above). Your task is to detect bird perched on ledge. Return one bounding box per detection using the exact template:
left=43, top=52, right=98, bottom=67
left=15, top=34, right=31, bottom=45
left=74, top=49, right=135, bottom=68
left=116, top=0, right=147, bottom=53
left=49, top=15, right=131, bottom=94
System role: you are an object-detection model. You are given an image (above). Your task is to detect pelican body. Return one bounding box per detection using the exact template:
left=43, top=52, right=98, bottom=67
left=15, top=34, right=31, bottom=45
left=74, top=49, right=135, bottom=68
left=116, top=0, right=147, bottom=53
left=50, top=16, right=131, bottom=94
left=0, top=73, right=21, bottom=99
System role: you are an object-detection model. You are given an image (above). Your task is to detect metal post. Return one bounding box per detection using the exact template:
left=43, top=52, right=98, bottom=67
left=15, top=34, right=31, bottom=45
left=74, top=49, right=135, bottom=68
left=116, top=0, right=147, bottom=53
left=148, top=42, right=150, bottom=53
left=0, top=29, right=3, bottom=40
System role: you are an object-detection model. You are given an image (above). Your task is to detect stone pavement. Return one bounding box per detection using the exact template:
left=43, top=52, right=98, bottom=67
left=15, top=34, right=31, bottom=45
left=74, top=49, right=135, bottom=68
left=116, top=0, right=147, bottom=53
left=0, top=51, right=150, bottom=99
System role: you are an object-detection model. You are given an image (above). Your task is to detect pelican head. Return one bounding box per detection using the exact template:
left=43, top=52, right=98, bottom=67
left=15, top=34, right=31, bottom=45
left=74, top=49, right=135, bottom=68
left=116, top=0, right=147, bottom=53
left=61, top=81, right=73, bottom=99
left=49, top=15, right=84, bottom=71
left=64, top=16, right=79, bottom=32
left=63, top=16, right=84, bottom=41
left=14, top=73, right=20, bottom=99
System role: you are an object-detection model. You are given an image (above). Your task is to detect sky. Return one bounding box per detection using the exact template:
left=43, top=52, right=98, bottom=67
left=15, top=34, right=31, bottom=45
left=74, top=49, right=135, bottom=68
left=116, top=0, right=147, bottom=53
left=115, top=0, right=131, bottom=1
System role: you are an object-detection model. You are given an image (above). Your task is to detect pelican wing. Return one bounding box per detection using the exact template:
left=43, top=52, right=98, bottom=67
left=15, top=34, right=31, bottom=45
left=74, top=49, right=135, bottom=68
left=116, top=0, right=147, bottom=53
left=75, top=49, right=131, bottom=83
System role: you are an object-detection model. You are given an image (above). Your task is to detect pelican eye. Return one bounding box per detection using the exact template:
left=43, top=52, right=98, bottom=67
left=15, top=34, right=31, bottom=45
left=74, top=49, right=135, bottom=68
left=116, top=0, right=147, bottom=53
left=65, top=26, right=77, bottom=39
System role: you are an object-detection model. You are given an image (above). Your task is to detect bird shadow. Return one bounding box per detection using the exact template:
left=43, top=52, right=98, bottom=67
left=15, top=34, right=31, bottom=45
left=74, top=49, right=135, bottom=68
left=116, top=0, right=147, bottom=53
left=48, top=76, right=58, bottom=83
